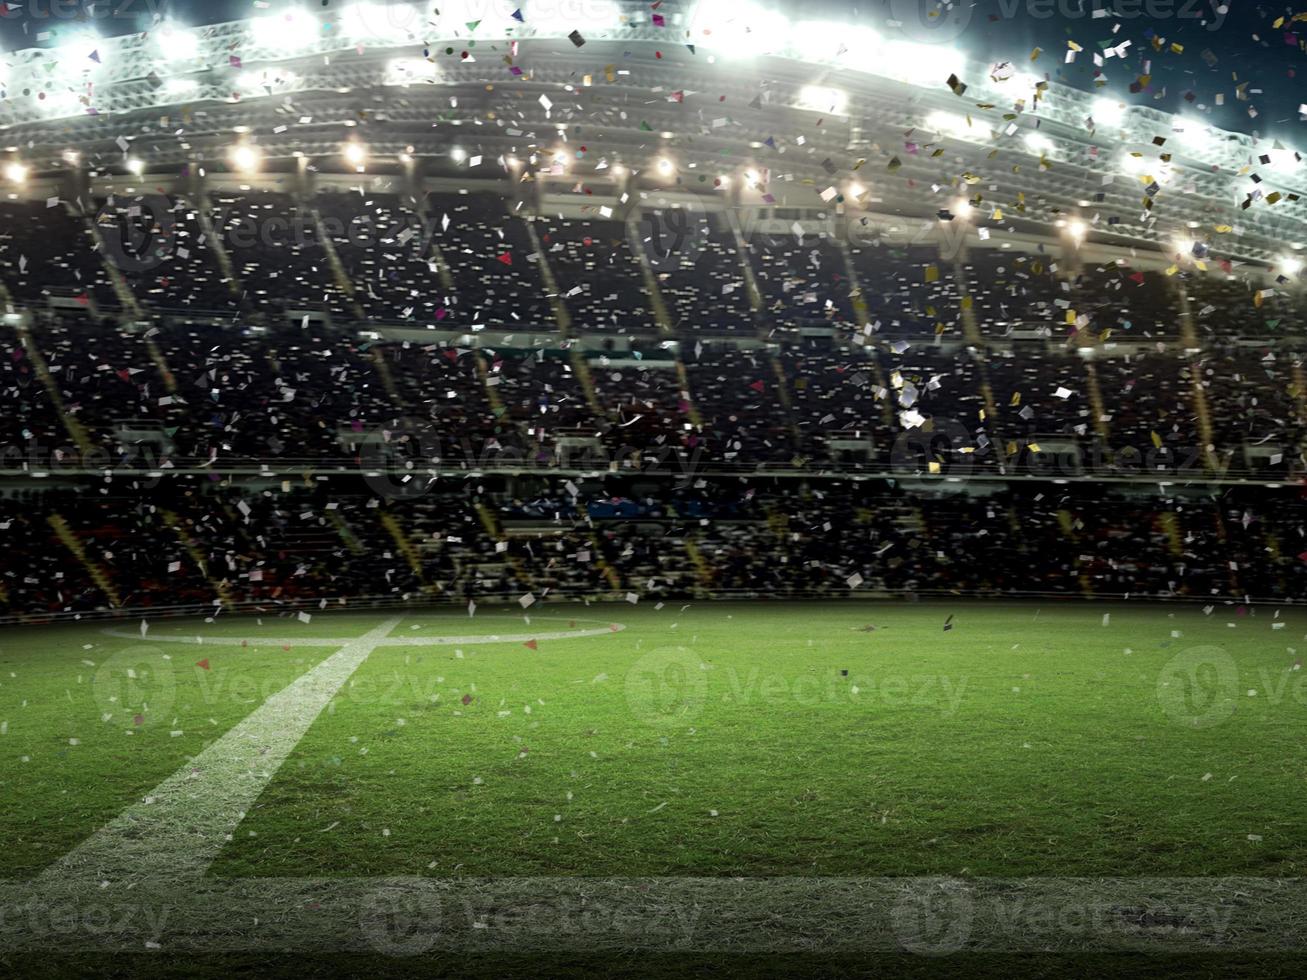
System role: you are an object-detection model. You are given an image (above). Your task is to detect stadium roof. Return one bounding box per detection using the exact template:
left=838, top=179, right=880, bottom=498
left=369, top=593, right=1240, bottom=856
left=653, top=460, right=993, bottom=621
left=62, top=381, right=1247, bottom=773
left=0, top=1, right=1305, bottom=273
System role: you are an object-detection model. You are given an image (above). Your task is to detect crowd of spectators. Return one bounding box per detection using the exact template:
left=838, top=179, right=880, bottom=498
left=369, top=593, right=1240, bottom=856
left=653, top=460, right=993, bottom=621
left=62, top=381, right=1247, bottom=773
left=3, top=477, right=1305, bottom=619
left=0, top=311, right=1304, bottom=477
left=2, top=189, right=1307, bottom=616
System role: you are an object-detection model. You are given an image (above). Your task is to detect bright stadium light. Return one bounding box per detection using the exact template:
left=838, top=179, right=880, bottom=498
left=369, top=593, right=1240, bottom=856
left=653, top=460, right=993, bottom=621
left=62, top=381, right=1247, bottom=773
left=385, top=57, right=437, bottom=86
left=1067, top=218, right=1088, bottom=243
left=797, top=85, right=848, bottom=115
left=55, top=32, right=108, bottom=77
left=1174, top=118, right=1213, bottom=149
left=1093, top=97, right=1127, bottom=126
left=879, top=40, right=962, bottom=86
left=1263, top=146, right=1302, bottom=173
left=236, top=70, right=298, bottom=97
left=155, top=23, right=199, bottom=62
left=952, top=197, right=972, bottom=219
left=527, top=0, right=623, bottom=31
left=251, top=8, right=320, bottom=52
left=341, top=1, right=423, bottom=44
left=228, top=143, right=262, bottom=174
left=126, top=157, right=144, bottom=176
left=689, top=1, right=789, bottom=58
left=4, top=161, right=28, bottom=184
left=925, top=110, right=972, bottom=139
left=1282, top=255, right=1304, bottom=277
left=451, top=146, right=467, bottom=163
left=657, top=157, right=674, bottom=176
left=344, top=140, right=368, bottom=168
left=1024, top=132, right=1054, bottom=156
left=792, top=21, right=879, bottom=64
left=39, top=88, right=83, bottom=117
left=1119, top=152, right=1148, bottom=175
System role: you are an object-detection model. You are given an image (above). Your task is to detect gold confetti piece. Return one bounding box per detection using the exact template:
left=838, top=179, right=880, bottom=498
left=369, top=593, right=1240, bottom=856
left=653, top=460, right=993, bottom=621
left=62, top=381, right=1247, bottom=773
left=1150, top=431, right=1163, bottom=449
left=924, top=264, right=940, bottom=283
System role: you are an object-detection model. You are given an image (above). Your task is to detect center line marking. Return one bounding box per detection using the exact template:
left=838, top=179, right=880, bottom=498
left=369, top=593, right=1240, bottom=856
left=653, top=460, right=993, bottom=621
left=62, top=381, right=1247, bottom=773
left=42, top=617, right=403, bottom=885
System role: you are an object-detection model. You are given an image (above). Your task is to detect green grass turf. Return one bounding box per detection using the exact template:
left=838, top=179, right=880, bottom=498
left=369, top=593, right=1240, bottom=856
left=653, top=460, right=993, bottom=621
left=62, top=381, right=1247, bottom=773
left=175, top=600, right=1306, bottom=880
left=8, top=952, right=1307, bottom=980
left=0, top=614, right=341, bottom=878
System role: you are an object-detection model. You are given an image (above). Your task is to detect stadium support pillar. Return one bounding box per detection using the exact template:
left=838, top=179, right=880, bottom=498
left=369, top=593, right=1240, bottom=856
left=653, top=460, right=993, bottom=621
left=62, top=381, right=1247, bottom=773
left=588, top=531, right=623, bottom=594
left=521, top=219, right=572, bottom=338
left=626, top=216, right=675, bottom=338
left=191, top=185, right=243, bottom=305
left=835, top=238, right=873, bottom=340
left=48, top=514, right=120, bottom=608
left=1084, top=361, right=1111, bottom=442
left=569, top=348, right=606, bottom=418
left=673, top=360, right=704, bottom=428
left=722, top=209, right=766, bottom=332
left=159, top=509, right=233, bottom=609
left=947, top=257, right=985, bottom=347
left=378, top=510, right=436, bottom=595
left=475, top=352, right=506, bottom=418
left=309, top=206, right=365, bottom=321
left=682, top=536, right=715, bottom=595
left=82, top=209, right=145, bottom=322
left=368, top=347, right=406, bottom=413
left=13, top=317, right=95, bottom=459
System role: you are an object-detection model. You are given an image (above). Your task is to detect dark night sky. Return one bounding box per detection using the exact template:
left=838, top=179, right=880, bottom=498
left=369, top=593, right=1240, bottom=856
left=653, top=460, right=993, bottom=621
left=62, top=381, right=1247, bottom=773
left=1, top=0, right=1304, bottom=143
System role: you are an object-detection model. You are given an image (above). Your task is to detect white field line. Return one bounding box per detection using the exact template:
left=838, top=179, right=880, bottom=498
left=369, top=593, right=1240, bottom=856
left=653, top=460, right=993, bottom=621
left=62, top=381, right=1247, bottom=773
left=100, top=619, right=626, bottom=647
left=40, top=617, right=403, bottom=885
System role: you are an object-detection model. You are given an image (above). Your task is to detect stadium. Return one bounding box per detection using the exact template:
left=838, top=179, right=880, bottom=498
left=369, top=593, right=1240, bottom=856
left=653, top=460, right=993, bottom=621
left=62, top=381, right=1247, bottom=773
left=0, top=0, right=1305, bottom=975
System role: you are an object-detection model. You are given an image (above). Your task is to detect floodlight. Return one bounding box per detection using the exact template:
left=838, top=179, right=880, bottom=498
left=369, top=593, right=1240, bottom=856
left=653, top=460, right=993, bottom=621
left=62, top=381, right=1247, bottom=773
left=797, top=85, right=848, bottom=115
left=1092, top=97, right=1127, bottom=126
left=4, top=161, right=28, bottom=184
left=251, top=9, right=320, bottom=52
left=156, top=24, right=200, bottom=62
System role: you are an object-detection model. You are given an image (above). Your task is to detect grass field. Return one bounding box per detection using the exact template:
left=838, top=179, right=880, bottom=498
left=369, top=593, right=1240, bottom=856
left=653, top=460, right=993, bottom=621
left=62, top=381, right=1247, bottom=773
left=1, top=599, right=1305, bottom=969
